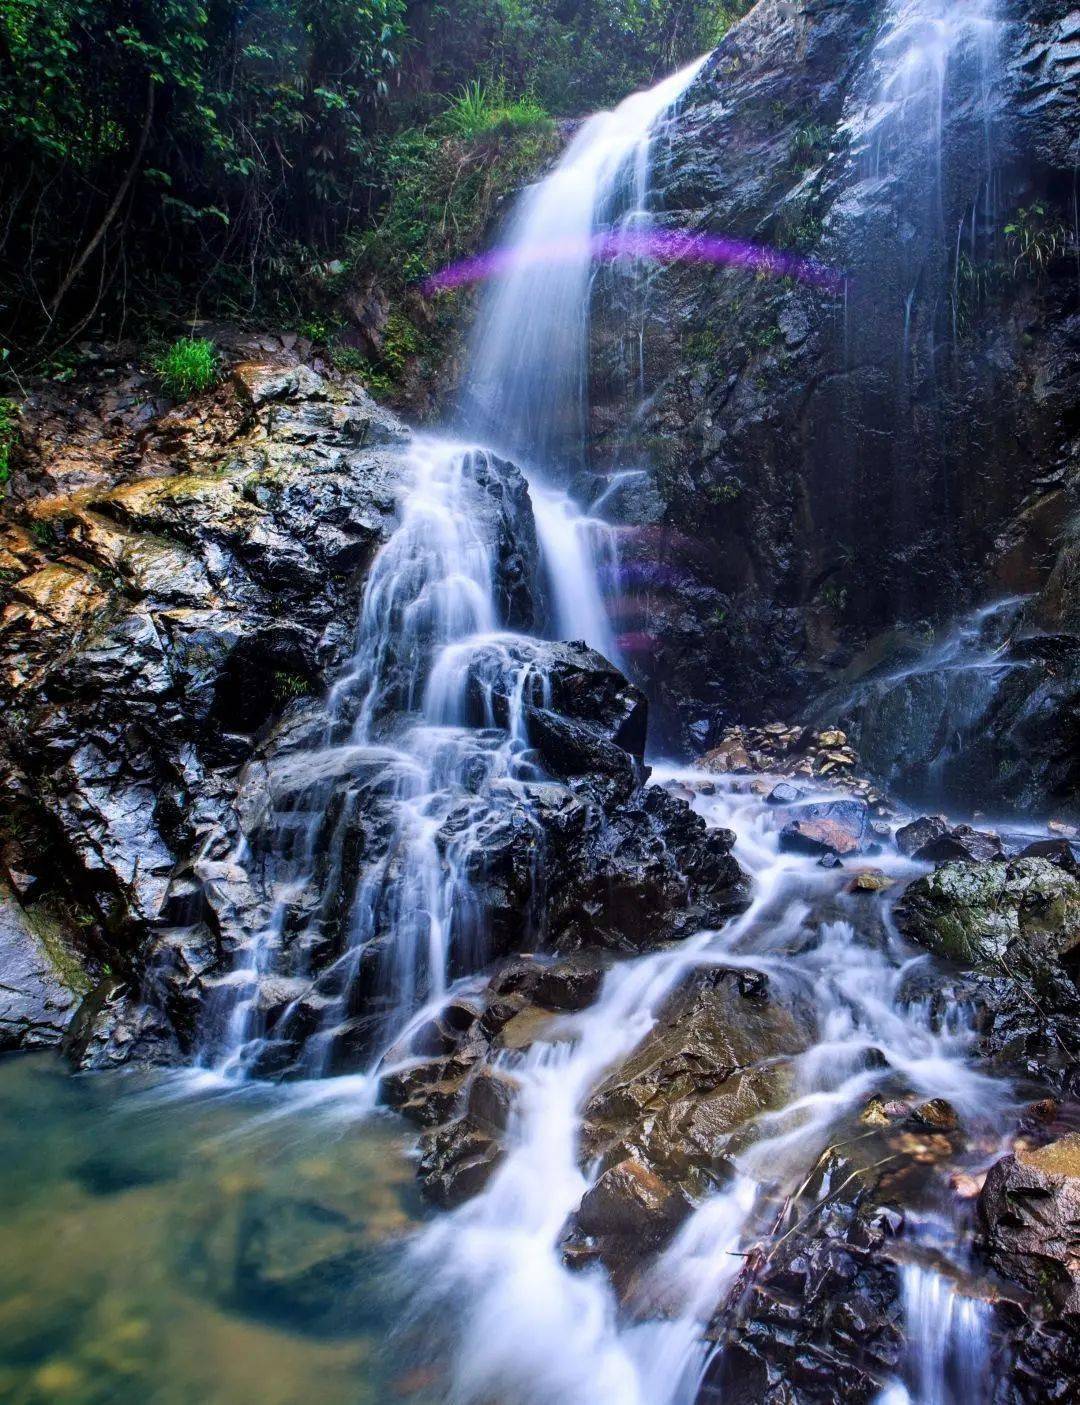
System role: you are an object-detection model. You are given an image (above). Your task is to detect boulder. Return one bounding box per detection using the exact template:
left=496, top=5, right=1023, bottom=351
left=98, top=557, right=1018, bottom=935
left=779, top=799, right=871, bottom=857
left=895, top=815, right=949, bottom=857
left=894, top=856, right=1080, bottom=967
left=911, top=823, right=1004, bottom=865
left=979, top=1134, right=1080, bottom=1315
left=1019, top=838, right=1080, bottom=877
left=576, top=1157, right=691, bottom=1243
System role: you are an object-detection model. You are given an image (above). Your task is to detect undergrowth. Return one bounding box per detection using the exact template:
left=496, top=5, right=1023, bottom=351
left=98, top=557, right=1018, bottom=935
left=152, top=337, right=219, bottom=400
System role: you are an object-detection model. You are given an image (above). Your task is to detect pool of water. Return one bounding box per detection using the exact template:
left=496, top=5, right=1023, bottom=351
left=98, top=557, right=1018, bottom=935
left=0, top=1056, right=433, bottom=1405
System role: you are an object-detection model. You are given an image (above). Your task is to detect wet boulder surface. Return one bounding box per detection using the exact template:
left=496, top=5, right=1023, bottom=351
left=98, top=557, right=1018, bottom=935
left=895, top=854, right=1080, bottom=1090
left=0, top=339, right=752, bottom=1073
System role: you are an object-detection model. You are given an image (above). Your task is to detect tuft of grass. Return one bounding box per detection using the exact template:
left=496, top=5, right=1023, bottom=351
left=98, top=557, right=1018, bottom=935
left=0, top=397, right=19, bottom=489
left=440, top=81, right=552, bottom=140
left=152, top=337, right=219, bottom=400
left=1005, top=204, right=1069, bottom=281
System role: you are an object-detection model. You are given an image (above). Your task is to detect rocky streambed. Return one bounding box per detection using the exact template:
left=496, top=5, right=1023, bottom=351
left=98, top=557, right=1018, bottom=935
left=1, top=337, right=1079, bottom=1402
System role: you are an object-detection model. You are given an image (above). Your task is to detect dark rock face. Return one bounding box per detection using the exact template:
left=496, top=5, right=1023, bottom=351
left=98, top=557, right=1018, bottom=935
left=0, top=357, right=411, bottom=1061
left=1, top=340, right=753, bottom=1069
left=580, top=0, right=1080, bottom=780
left=979, top=1134, right=1080, bottom=1317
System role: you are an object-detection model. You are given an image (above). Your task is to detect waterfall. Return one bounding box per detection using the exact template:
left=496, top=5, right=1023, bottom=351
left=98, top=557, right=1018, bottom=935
left=464, top=56, right=706, bottom=466
left=190, top=37, right=1020, bottom=1405
left=200, top=61, right=707, bottom=1077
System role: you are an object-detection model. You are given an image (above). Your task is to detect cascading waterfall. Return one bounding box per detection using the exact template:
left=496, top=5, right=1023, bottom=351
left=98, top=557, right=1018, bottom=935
left=193, top=28, right=1022, bottom=1405
left=202, top=61, right=706, bottom=1076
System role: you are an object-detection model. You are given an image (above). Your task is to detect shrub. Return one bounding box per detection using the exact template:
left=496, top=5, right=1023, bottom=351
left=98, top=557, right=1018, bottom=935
left=152, top=337, right=219, bottom=399
left=1005, top=204, right=1069, bottom=280
left=0, top=396, right=19, bottom=487
left=439, top=81, right=552, bottom=140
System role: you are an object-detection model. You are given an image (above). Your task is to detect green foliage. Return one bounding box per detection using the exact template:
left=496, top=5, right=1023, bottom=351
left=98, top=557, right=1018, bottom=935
left=273, top=670, right=312, bottom=705
left=790, top=122, right=830, bottom=170
left=152, top=337, right=218, bottom=399
left=706, top=479, right=742, bottom=505
left=951, top=252, right=1009, bottom=336
left=0, top=0, right=753, bottom=352
left=439, top=81, right=551, bottom=140
left=820, top=581, right=848, bottom=612
left=331, top=344, right=369, bottom=373
left=0, top=396, right=18, bottom=487
left=1004, top=204, right=1070, bottom=281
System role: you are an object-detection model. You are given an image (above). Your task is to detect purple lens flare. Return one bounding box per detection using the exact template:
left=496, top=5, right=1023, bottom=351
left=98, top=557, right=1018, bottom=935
left=421, top=228, right=842, bottom=295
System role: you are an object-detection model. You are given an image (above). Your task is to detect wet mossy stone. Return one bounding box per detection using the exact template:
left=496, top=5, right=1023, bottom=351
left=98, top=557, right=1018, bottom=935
left=895, top=856, right=1080, bottom=968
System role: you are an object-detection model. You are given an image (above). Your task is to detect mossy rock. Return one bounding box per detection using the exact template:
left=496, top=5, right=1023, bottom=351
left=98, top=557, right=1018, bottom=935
left=895, top=856, right=1080, bottom=967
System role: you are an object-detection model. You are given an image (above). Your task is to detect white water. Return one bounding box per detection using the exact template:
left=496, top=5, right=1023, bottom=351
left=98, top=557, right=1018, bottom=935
left=409, top=774, right=1013, bottom=1405
left=464, top=55, right=706, bottom=465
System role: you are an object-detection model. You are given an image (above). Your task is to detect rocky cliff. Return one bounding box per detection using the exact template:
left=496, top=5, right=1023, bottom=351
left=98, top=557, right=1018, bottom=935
left=583, top=0, right=1080, bottom=811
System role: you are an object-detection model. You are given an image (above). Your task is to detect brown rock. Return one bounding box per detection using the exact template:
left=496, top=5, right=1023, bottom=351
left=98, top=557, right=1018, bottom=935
left=979, top=1134, right=1080, bottom=1315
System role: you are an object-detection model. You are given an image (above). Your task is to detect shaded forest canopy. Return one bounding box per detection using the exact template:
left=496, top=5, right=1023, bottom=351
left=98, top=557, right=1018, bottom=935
left=0, top=0, right=750, bottom=366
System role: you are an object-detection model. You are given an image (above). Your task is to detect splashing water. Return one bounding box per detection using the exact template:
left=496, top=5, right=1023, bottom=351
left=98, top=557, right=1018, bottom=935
left=406, top=772, right=1014, bottom=1405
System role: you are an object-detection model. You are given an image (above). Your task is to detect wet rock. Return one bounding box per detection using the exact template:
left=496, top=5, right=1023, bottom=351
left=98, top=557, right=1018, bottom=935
left=979, top=1134, right=1080, bottom=1315
left=780, top=799, right=872, bottom=857
left=465, top=1066, right=521, bottom=1136
left=378, top=1057, right=472, bottom=1128
left=766, top=781, right=803, bottom=805
left=0, top=888, right=85, bottom=1050
left=704, top=1150, right=904, bottom=1405
left=847, top=869, right=895, bottom=894
left=416, top=1118, right=504, bottom=1209
left=911, top=1098, right=959, bottom=1131
left=895, top=856, right=1080, bottom=967
left=576, top=1157, right=691, bottom=1244
left=490, top=954, right=604, bottom=1012
left=580, top=967, right=810, bottom=1205
left=1019, top=838, right=1080, bottom=877
left=911, top=823, right=1004, bottom=865
left=894, top=815, right=949, bottom=857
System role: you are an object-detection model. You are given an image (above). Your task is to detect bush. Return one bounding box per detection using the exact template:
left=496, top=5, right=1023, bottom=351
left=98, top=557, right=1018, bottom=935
left=440, top=81, right=552, bottom=140
left=1005, top=204, right=1070, bottom=280
left=152, top=338, right=219, bottom=399
left=0, top=397, right=18, bottom=487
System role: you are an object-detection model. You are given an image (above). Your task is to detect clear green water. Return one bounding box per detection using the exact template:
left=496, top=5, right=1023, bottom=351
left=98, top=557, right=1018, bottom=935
left=0, top=1055, right=434, bottom=1405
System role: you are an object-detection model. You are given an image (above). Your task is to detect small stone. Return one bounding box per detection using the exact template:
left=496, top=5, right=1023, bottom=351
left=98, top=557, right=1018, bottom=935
left=766, top=782, right=803, bottom=805
left=911, top=1097, right=959, bottom=1131
left=818, top=852, right=843, bottom=869
left=847, top=869, right=895, bottom=894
